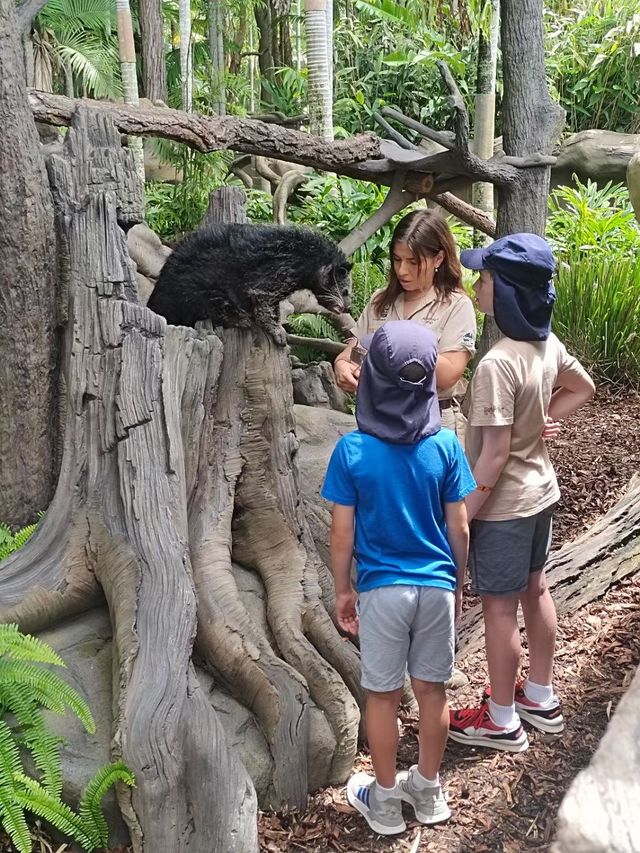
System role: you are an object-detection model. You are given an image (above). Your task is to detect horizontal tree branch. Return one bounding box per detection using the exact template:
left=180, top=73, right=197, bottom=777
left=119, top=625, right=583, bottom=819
left=287, top=335, right=344, bottom=356
left=429, top=191, right=497, bottom=238
left=28, top=90, right=381, bottom=170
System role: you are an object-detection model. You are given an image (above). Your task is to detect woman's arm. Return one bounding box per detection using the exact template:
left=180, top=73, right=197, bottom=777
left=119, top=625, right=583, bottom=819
left=334, top=339, right=360, bottom=392
left=436, top=350, right=471, bottom=391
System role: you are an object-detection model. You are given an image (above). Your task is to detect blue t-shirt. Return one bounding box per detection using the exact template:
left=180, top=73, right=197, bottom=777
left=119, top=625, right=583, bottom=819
left=321, top=429, right=476, bottom=593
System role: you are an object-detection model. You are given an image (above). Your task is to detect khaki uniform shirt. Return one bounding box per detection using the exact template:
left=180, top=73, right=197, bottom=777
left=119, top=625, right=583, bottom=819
left=352, top=288, right=477, bottom=400
left=465, top=333, right=590, bottom=521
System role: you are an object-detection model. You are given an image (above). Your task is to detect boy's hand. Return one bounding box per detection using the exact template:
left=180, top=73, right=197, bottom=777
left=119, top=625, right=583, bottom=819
left=542, top=417, right=561, bottom=440
left=336, top=589, right=359, bottom=636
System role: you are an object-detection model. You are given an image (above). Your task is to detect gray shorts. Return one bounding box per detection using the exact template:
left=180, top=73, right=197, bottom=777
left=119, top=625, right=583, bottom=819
left=358, top=585, right=455, bottom=692
left=469, top=503, right=555, bottom=597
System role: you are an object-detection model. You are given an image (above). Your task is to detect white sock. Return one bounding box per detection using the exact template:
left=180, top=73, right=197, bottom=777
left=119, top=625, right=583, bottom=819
left=375, top=781, right=398, bottom=800
left=411, top=768, right=439, bottom=789
left=488, top=697, right=516, bottom=728
left=524, top=678, right=554, bottom=704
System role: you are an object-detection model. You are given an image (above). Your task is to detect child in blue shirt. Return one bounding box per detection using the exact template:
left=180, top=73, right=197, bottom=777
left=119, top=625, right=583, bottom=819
left=321, top=320, right=475, bottom=835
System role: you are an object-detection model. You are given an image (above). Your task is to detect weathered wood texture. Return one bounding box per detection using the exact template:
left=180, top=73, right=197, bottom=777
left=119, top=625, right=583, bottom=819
left=553, top=663, right=640, bottom=853
left=0, top=0, right=59, bottom=527
left=458, top=475, right=640, bottom=657
left=0, top=108, right=365, bottom=849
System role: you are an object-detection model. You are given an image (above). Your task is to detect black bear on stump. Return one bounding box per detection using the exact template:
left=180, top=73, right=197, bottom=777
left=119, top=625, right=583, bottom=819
left=147, top=224, right=352, bottom=345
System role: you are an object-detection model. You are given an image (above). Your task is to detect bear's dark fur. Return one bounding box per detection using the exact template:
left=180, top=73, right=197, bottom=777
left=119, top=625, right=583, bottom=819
left=147, top=224, right=352, bottom=345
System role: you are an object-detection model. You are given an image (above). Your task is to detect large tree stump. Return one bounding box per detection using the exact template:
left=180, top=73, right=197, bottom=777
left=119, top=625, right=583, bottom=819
left=0, top=108, right=362, bottom=850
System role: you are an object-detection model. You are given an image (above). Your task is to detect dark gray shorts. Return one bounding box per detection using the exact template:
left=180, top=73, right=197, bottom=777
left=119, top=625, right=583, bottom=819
left=358, top=585, right=455, bottom=692
left=469, top=503, right=555, bottom=597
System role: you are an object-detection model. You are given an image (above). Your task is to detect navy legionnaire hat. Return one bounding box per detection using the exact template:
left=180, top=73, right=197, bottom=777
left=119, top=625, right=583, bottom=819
left=460, top=233, right=556, bottom=341
left=356, top=321, right=441, bottom=444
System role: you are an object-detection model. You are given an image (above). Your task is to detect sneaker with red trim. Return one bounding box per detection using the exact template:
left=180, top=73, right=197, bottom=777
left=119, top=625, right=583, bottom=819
left=448, top=703, right=529, bottom=752
left=482, top=682, right=565, bottom=734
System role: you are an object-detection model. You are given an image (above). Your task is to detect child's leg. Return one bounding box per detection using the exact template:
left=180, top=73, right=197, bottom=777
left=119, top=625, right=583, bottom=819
left=365, top=688, right=404, bottom=788
left=410, top=679, right=448, bottom=780
left=520, top=568, right=557, bottom=686
left=482, top=592, right=521, bottom=707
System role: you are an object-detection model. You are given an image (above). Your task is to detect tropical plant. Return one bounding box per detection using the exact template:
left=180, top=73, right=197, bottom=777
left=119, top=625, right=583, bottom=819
left=145, top=143, right=233, bottom=240
left=545, top=0, right=640, bottom=133
left=0, top=625, right=135, bottom=853
left=547, top=176, right=640, bottom=259
left=0, top=521, right=39, bottom=562
left=33, top=0, right=122, bottom=98
left=552, top=253, right=640, bottom=388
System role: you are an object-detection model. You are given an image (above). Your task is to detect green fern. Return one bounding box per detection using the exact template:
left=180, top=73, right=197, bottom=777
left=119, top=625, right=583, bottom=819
left=0, top=519, right=40, bottom=562
left=0, top=625, right=135, bottom=853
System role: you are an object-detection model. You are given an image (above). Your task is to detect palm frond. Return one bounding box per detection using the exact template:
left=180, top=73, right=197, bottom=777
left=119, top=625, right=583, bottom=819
left=12, top=773, right=96, bottom=850
left=78, top=761, right=136, bottom=845
left=0, top=624, right=66, bottom=666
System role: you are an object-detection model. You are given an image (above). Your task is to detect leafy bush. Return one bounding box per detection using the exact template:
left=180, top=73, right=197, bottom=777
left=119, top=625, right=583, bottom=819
left=552, top=253, right=640, bottom=388
left=547, top=176, right=640, bottom=259
left=0, top=625, right=135, bottom=853
left=545, top=1, right=640, bottom=133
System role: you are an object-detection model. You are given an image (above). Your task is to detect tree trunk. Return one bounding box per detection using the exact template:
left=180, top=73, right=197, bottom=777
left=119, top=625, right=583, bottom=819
left=0, top=108, right=363, bottom=847
left=472, top=0, right=499, bottom=246
left=254, top=1, right=275, bottom=105
left=179, top=0, right=193, bottom=111
left=139, top=0, right=168, bottom=103
left=497, top=0, right=565, bottom=235
left=116, top=0, right=145, bottom=183
left=476, top=0, right=565, bottom=358
left=208, top=0, right=225, bottom=115
left=0, top=0, right=58, bottom=527
left=304, top=0, right=333, bottom=140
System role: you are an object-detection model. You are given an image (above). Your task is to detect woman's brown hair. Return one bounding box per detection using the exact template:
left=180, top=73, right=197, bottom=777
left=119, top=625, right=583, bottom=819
left=373, top=209, right=463, bottom=317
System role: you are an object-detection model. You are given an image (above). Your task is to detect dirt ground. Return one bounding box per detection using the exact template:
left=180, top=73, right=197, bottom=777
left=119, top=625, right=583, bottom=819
left=257, top=388, right=640, bottom=852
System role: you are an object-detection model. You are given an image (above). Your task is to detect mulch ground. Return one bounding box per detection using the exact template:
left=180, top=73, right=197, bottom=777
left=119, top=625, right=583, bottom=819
left=3, top=388, right=639, bottom=853
left=258, top=386, right=640, bottom=853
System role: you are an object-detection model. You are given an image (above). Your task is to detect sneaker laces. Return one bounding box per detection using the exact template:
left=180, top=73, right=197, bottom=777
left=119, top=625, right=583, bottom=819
left=452, top=702, right=490, bottom=728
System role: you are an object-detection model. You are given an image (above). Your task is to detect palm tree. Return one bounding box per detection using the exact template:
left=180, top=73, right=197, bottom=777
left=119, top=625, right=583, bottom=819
left=179, top=0, right=193, bottom=109
left=33, top=0, right=122, bottom=98
left=115, top=0, right=146, bottom=181
left=304, top=0, right=332, bottom=139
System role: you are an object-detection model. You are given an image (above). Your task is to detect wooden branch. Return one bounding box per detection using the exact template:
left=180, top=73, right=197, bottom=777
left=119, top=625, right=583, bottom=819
left=28, top=90, right=381, bottom=170
left=338, top=170, right=418, bottom=257
left=286, top=335, right=344, bottom=357
left=16, top=0, right=48, bottom=32
left=373, top=112, right=420, bottom=151
left=436, top=60, right=470, bottom=155
left=380, top=107, right=456, bottom=151
left=429, top=191, right=497, bottom=237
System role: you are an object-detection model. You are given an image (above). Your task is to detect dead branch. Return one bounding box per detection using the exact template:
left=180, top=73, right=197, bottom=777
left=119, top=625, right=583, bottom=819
left=338, top=171, right=416, bottom=256
left=429, top=191, right=497, bottom=237
left=286, top=335, right=344, bottom=357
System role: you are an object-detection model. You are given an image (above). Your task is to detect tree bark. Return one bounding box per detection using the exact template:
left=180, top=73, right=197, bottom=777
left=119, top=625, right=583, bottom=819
left=208, top=0, right=225, bottom=115
left=0, top=106, right=364, bottom=847
left=476, top=0, right=565, bottom=359
left=0, top=0, right=58, bottom=527
left=497, top=0, right=565, bottom=235
left=116, top=0, right=145, bottom=183
left=139, top=0, right=168, bottom=103
left=472, top=0, right=499, bottom=245
left=254, top=1, right=275, bottom=105
left=304, top=0, right=333, bottom=140
left=179, top=0, right=193, bottom=111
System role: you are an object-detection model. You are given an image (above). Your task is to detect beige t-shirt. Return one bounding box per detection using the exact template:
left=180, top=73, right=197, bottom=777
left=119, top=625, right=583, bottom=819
left=465, top=333, right=590, bottom=521
left=352, top=288, right=477, bottom=398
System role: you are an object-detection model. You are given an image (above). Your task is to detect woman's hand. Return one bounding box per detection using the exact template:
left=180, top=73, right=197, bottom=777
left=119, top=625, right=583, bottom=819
left=336, top=589, right=359, bottom=636
left=334, top=358, right=360, bottom=393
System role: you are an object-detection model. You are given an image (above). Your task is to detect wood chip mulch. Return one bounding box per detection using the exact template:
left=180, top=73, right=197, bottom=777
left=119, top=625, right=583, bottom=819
left=258, top=387, right=640, bottom=852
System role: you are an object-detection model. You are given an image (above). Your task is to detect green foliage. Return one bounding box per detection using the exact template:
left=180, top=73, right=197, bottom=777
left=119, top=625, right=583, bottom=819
left=350, top=260, right=388, bottom=318
left=552, top=253, right=640, bottom=388
left=286, top=312, right=342, bottom=363
left=0, top=625, right=135, bottom=853
left=547, top=176, right=640, bottom=259
left=546, top=178, right=640, bottom=388
left=545, top=1, right=640, bottom=133
left=0, top=522, right=39, bottom=563
left=34, top=0, right=122, bottom=99
left=145, top=143, right=233, bottom=241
